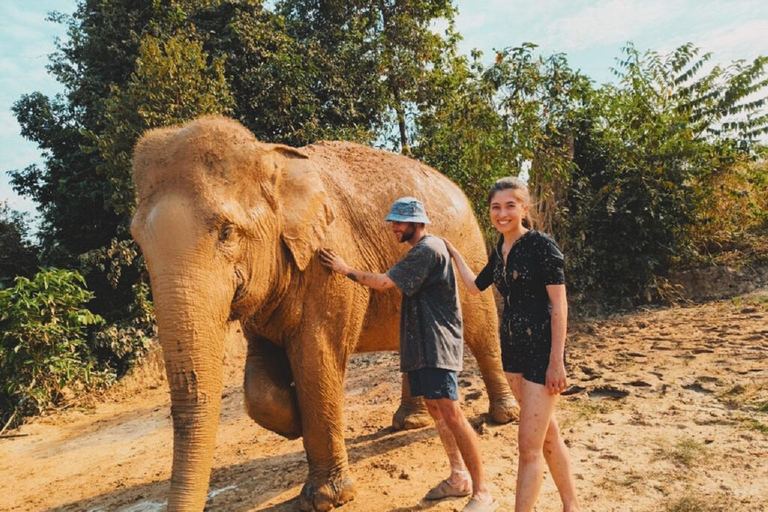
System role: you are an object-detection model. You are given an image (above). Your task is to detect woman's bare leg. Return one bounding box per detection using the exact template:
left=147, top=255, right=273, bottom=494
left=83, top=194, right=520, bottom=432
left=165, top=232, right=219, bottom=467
left=506, top=373, right=579, bottom=512
left=543, top=414, right=580, bottom=511
left=514, top=377, right=557, bottom=512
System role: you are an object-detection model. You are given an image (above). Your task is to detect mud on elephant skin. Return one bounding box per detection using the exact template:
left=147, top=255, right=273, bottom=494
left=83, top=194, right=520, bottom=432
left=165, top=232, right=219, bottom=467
left=130, top=116, right=516, bottom=511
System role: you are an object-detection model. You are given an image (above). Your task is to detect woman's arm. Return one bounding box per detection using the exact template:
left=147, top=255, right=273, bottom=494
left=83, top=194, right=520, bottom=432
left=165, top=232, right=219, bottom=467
left=545, top=283, right=568, bottom=395
left=441, top=238, right=481, bottom=295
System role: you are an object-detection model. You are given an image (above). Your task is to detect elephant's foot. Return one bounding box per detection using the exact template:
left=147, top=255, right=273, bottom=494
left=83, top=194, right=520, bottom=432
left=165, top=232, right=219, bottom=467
left=488, top=395, right=519, bottom=424
left=299, top=472, right=356, bottom=512
left=392, top=398, right=432, bottom=430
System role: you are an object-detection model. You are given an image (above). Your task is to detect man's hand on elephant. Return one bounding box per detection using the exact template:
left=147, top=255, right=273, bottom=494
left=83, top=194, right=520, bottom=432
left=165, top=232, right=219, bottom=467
left=319, top=248, right=349, bottom=274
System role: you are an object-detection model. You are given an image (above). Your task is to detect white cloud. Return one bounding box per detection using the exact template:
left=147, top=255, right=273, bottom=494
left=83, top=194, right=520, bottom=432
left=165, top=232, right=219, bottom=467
left=453, top=0, right=768, bottom=82
left=544, top=0, right=685, bottom=51
left=685, top=19, right=768, bottom=63
left=456, top=11, right=491, bottom=33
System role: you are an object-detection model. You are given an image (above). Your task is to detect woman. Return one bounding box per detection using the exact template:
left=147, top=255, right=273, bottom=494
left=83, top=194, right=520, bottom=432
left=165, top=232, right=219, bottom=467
left=444, top=177, right=580, bottom=512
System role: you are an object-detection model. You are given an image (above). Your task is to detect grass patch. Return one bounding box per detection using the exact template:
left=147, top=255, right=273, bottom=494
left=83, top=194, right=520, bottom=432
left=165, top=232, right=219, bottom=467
left=667, top=496, right=714, bottom=512
left=597, top=470, right=647, bottom=493
left=665, top=491, right=732, bottom=512
left=718, top=384, right=746, bottom=409
left=717, top=382, right=768, bottom=411
left=730, top=389, right=768, bottom=432
left=561, top=397, right=620, bottom=426
left=742, top=418, right=768, bottom=434
left=618, top=471, right=645, bottom=489
left=730, top=292, right=768, bottom=309
left=654, top=437, right=707, bottom=467
left=667, top=496, right=708, bottom=512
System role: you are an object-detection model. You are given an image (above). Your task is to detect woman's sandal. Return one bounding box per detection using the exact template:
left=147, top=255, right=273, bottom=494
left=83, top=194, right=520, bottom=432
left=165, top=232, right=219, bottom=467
left=424, top=479, right=471, bottom=500
left=461, top=496, right=500, bottom=512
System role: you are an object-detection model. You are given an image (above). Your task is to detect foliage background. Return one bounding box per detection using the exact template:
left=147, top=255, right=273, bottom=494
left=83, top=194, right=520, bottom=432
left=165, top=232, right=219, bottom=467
left=2, top=0, right=767, bottom=428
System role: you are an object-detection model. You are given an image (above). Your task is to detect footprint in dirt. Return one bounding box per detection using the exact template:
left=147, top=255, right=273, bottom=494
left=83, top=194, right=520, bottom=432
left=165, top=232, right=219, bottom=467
left=579, top=365, right=602, bottom=380
left=624, top=380, right=652, bottom=388
left=682, top=382, right=715, bottom=394
left=587, top=385, right=630, bottom=399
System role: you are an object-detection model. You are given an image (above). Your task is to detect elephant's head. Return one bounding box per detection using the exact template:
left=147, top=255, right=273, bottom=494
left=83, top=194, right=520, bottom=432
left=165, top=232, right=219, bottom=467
left=130, top=116, right=333, bottom=511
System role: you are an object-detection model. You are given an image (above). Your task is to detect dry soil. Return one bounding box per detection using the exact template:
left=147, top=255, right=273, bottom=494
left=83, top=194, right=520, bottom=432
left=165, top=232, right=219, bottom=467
left=2, top=290, right=767, bottom=512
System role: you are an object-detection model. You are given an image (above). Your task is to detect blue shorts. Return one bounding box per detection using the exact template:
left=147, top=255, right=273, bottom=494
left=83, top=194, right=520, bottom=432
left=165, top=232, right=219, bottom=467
left=408, top=368, right=459, bottom=400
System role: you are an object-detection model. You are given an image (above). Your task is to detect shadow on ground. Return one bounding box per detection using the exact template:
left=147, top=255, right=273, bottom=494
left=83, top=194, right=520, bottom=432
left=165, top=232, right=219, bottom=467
left=46, top=423, right=440, bottom=512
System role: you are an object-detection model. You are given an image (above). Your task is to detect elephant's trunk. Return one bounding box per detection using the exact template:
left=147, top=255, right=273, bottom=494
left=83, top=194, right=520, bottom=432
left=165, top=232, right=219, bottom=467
left=152, top=275, right=230, bottom=512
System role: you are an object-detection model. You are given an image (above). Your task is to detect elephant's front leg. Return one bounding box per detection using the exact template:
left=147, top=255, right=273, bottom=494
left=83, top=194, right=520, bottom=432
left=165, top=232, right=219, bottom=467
left=291, top=336, right=356, bottom=512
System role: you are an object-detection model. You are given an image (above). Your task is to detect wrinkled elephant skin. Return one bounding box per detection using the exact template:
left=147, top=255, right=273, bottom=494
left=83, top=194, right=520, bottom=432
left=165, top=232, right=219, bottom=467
left=131, top=116, right=516, bottom=511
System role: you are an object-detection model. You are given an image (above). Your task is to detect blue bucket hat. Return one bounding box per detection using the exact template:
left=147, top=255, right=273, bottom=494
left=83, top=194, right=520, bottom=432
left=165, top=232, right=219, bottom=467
left=385, top=197, right=431, bottom=224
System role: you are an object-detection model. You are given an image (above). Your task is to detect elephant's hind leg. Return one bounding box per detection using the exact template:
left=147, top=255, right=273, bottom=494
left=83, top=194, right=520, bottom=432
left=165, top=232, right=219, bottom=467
left=463, top=293, right=519, bottom=424
left=392, top=373, right=432, bottom=430
left=244, top=336, right=302, bottom=439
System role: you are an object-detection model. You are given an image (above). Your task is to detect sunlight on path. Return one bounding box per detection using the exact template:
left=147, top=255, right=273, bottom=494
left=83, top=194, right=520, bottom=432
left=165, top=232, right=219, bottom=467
left=88, top=484, right=239, bottom=512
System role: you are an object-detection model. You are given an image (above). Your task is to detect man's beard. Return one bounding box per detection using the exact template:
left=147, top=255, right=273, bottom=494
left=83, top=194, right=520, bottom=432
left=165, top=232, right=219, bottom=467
left=398, top=223, right=416, bottom=243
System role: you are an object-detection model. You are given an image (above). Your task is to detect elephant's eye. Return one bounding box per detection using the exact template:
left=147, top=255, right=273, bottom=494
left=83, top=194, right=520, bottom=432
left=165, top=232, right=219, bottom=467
left=219, top=223, right=236, bottom=243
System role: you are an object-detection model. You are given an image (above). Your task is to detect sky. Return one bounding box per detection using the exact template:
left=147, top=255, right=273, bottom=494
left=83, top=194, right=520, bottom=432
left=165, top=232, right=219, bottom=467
left=2, top=0, right=767, bottom=221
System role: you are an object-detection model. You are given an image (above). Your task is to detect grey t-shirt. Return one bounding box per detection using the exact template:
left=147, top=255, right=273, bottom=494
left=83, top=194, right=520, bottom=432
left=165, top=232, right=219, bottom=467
left=386, top=234, right=464, bottom=372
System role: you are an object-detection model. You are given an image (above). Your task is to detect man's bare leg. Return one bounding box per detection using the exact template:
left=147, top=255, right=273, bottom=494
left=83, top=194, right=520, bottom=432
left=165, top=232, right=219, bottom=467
left=432, top=415, right=472, bottom=490
left=426, top=398, right=494, bottom=506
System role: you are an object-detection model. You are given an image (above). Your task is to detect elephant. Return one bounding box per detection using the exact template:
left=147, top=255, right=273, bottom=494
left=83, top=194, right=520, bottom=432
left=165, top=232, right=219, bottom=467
left=130, top=116, right=517, bottom=512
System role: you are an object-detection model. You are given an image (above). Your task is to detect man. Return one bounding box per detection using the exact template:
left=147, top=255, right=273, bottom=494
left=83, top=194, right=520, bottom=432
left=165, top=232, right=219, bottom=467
left=318, top=197, right=499, bottom=512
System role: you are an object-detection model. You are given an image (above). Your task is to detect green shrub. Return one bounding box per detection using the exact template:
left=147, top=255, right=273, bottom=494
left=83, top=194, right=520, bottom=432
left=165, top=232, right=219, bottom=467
left=0, top=268, right=106, bottom=430
left=566, top=44, right=768, bottom=303
left=690, top=158, right=768, bottom=265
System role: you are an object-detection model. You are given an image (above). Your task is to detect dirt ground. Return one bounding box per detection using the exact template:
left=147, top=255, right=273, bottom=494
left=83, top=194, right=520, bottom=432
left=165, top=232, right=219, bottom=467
left=2, top=289, right=767, bottom=512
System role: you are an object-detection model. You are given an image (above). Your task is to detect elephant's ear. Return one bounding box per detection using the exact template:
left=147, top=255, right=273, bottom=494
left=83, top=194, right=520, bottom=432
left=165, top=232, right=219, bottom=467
left=272, top=145, right=335, bottom=271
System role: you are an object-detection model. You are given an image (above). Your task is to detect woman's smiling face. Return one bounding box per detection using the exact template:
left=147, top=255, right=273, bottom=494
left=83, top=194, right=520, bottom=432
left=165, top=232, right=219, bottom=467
left=489, top=188, right=529, bottom=235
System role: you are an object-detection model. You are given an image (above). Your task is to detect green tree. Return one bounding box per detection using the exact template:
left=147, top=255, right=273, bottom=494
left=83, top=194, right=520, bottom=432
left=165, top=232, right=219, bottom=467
left=277, top=0, right=460, bottom=151
left=691, top=158, right=768, bottom=264
left=191, top=0, right=372, bottom=145
left=10, top=3, right=233, bottom=374
left=413, top=44, right=592, bottom=241
left=479, top=44, right=593, bottom=239
left=81, top=29, right=231, bottom=367
left=10, top=1, right=198, bottom=266
left=89, top=31, right=233, bottom=217
left=412, top=50, right=515, bottom=234
left=0, top=203, right=40, bottom=288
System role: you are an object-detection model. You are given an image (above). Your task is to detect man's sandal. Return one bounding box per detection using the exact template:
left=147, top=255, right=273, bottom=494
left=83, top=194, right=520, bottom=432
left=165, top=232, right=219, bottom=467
left=424, top=479, right=471, bottom=500
left=460, top=496, right=500, bottom=512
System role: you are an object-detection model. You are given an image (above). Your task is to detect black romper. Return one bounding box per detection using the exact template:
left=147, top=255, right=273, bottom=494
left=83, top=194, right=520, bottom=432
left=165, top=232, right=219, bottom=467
left=475, top=230, right=566, bottom=385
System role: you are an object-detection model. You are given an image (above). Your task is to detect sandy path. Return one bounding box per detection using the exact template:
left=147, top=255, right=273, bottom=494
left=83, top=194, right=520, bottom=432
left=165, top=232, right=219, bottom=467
left=1, top=290, right=766, bottom=512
